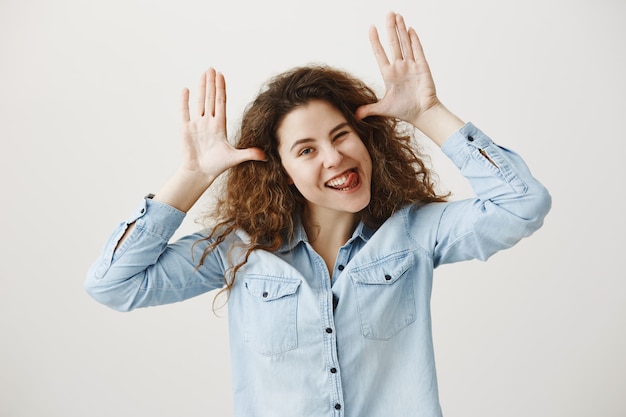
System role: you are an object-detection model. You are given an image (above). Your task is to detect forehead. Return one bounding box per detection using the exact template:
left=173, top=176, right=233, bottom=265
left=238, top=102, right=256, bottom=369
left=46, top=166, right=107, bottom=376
left=277, top=100, right=346, bottom=143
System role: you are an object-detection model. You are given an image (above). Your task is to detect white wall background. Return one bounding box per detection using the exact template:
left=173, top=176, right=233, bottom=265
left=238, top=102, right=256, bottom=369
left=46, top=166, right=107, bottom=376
left=1, top=0, right=624, bottom=416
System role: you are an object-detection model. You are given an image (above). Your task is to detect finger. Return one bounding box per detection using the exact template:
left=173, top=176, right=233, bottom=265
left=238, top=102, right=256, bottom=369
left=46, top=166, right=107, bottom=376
left=197, top=72, right=206, bottom=117
left=408, top=28, right=431, bottom=71
left=368, top=25, right=390, bottom=70
left=386, top=12, right=403, bottom=61
left=205, top=68, right=217, bottom=117
left=395, top=13, right=414, bottom=61
left=214, top=72, right=226, bottom=124
left=181, top=88, right=190, bottom=123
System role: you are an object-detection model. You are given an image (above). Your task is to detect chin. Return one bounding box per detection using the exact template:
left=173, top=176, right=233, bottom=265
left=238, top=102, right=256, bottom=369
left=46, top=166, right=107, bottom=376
left=350, top=197, right=371, bottom=214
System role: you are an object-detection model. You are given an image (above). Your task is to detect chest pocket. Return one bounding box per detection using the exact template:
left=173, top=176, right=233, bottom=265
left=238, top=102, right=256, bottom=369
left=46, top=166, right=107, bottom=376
left=349, top=250, right=416, bottom=340
left=243, top=275, right=301, bottom=356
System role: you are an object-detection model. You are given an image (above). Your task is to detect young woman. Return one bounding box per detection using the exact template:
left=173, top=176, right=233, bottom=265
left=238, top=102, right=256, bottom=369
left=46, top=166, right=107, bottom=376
left=86, top=12, right=551, bottom=417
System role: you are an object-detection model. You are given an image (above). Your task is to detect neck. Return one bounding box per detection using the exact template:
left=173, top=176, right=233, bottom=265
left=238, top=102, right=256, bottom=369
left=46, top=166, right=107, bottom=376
left=302, top=208, right=359, bottom=246
left=302, top=208, right=360, bottom=278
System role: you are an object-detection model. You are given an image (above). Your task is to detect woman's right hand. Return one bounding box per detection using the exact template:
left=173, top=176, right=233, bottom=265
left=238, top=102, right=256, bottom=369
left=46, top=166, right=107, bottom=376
left=180, top=68, right=266, bottom=183
left=149, top=69, right=265, bottom=213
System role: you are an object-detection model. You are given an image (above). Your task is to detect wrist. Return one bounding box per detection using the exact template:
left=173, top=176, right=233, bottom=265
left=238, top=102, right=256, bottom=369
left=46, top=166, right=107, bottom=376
left=412, top=103, right=465, bottom=147
left=174, top=166, right=216, bottom=188
left=152, top=167, right=215, bottom=213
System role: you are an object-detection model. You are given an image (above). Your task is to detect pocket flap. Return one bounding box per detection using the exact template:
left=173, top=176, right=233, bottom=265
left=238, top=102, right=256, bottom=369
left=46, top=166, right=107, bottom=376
left=244, top=276, right=301, bottom=301
left=349, top=250, right=413, bottom=285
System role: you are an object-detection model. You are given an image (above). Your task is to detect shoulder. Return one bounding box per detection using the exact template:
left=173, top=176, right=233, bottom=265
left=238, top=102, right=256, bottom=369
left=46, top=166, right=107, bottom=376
left=395, top=202, right=449, bottom=233
left=364, top=202, right=449, bottom=257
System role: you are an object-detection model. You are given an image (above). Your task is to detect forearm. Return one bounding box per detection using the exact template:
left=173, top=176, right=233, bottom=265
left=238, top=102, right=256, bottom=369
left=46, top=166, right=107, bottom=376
left=411, top=102, right=465, bottom=147
left=153, top=167, right=215, bottom=213
left=421, top=123, right=551, bottom=266
left=444, top=122, right=551, bottom=234
left=85, top=200, right=222, bottom=312
left=114, top=168, right=214, bottom=251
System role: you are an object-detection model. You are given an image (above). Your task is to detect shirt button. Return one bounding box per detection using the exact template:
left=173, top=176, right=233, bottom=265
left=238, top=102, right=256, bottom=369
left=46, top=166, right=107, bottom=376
left=337, top=265, right=344, bottom=271
left=262, top=291, right=268, bottom=298
left=384, top=274, right=392, bottom=281
left=330, top=367, right=337, bottom=374
left=325, top=327, right=333, bottom=334
left=335, top=404, right=342, bottom=410
left=468, top=135, right=474, bottom=142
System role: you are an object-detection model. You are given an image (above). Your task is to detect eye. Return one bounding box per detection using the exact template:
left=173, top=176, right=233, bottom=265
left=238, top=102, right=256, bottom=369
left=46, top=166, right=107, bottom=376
left=298, top=147, right=314, bottom=156
left=333, top=131, right=349, bottom=142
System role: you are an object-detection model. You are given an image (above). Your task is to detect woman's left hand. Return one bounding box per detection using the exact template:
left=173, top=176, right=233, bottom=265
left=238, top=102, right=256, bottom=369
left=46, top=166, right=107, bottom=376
left=355, top=12, right=440, bottom=126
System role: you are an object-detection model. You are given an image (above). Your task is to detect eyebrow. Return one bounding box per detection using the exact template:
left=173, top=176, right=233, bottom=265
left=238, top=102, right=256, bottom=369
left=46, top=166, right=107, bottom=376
left=289, top=122, right=350, bottom=152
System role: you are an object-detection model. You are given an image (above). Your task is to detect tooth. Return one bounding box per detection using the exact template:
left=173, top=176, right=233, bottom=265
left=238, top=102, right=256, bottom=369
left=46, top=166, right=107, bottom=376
left=327, top=173, right=349, bottom=188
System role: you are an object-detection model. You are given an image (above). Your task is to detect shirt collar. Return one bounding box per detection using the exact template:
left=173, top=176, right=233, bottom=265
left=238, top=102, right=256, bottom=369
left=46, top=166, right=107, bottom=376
left=277, top=214, right=375, bottom=253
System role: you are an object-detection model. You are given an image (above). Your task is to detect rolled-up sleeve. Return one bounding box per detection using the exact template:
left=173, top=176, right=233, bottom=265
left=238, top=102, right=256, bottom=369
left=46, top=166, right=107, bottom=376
left=85, top=198, right=226, bottom=312
left=415, top=122, right=552, bottom=266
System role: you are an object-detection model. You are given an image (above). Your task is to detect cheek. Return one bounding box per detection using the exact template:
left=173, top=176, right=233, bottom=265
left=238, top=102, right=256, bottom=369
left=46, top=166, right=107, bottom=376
left=283, top=162, right=318, bottom=191
left=276, top=149, right=294, bottom=185
left=279, top=161, right=295, bottom=185
left=361, top=149, right=373, bottom=177
left=353, top=139, right=371, bottom=162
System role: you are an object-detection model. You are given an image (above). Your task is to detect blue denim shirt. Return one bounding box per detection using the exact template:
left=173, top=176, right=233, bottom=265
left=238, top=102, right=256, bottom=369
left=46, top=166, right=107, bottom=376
left=85, top=122, right=551, bottom=417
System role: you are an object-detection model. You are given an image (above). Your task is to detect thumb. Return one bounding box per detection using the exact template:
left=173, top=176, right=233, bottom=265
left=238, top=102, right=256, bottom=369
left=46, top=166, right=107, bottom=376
left=232, top=147, right=267, bottom=165
left=355, top=103, right=380, bottom=121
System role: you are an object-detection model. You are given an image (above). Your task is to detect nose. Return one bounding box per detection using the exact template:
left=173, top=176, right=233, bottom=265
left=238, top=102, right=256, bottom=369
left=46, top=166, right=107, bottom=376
left=322, top=146, right=343, bottom=169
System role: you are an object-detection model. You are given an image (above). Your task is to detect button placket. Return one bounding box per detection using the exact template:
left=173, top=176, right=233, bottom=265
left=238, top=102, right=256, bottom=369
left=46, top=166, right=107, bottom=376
left=310, top=241, right=346, bottom=416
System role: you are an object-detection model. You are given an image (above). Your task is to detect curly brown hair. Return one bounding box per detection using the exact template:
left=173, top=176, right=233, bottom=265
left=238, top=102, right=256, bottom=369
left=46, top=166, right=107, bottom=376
left=196, top=65, right=448, bottom=295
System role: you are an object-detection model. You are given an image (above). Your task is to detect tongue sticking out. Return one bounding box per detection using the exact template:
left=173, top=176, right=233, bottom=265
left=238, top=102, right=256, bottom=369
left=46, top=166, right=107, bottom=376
left=343, top=172, right=358, bottom=187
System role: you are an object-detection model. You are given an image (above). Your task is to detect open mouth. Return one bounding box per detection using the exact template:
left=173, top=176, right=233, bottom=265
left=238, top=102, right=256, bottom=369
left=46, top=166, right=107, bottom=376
left=325, top=169, right=360, bottom=191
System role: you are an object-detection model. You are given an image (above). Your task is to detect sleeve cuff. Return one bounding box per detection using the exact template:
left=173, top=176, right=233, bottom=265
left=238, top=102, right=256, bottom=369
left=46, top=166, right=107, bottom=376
left=129, top=197, right=186, bottom=240
left=440, top=122, right=493, bottom=168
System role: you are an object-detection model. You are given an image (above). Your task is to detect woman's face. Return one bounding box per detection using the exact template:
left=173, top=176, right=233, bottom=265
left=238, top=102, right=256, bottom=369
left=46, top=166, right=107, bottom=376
left=277, top=100, right=372, bottom=219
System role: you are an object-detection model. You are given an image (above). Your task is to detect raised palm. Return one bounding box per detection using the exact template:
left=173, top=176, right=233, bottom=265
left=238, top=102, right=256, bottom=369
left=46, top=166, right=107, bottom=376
left=356, top=13, right=440, bottom=127
left=180, top=68, right=265, bottom=183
